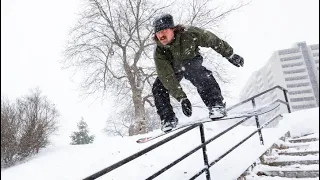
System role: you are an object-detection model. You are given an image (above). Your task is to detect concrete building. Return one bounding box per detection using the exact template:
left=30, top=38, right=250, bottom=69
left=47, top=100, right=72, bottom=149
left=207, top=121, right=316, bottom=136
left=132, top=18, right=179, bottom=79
left=239, top=42, right=319, bottom=125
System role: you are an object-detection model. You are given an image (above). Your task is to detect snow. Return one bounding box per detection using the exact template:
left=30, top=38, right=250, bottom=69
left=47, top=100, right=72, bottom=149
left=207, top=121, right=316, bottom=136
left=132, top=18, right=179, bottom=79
left=288, top=133, right=319, bottom=140
left=246, top=176, right=319, bottom=180
left=1, top=107, right=319, bottom=180
left=279, top=107, right=319, bottom=138
left=275, top=140, right=319, bottom=149
left=255, top=164, right=319, bottom=171
left=277, top=148, right=319, bottom=153
left=264, top=154, right=319, bottom=162
left=244, top=107, right=319, bottom=179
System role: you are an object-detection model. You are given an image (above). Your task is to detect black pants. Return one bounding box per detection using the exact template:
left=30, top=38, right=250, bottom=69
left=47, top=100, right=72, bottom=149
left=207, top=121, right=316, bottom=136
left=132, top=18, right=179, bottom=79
left=152, top=55, right=224, bottom=121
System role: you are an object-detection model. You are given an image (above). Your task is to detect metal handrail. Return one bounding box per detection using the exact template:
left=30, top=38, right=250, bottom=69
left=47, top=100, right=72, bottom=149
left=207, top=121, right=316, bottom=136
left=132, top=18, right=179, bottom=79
left=189, top=114, right=282, bottom=180
left=226, top=85, right=288, bottom=111
left=145, top=116, right=253, bottom=180
left=83, top=124, right=199, bottom=180
left=83, top=85, right=290, bottom=180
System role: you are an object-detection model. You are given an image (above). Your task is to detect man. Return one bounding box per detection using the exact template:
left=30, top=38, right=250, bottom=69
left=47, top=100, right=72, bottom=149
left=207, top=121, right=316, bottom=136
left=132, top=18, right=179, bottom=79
left=152, top=14, right=244, bottom=132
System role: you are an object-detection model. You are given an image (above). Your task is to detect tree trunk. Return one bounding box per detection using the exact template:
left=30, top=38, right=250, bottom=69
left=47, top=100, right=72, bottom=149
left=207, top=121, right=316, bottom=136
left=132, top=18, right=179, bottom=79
left=132, top=87, right=147, bottom=135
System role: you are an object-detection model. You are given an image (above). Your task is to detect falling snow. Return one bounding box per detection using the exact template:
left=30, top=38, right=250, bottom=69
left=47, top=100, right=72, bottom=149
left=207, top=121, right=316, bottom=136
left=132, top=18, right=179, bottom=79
left=1, top=107, right=318, bottom=180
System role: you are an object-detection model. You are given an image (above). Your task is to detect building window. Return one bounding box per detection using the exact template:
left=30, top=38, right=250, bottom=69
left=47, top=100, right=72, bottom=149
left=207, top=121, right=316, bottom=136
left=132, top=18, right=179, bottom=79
left=313, top=52, right=319, bottom=57
left=283, top=68, right=306, bottom=74
left=288, top=89, right=313, bottom=95
left=278, top=48, right=300, bottom=55
left=281, top=62, right=304, bottom=68
left=280, top=55, right=302, bottom=62
left=287, top=82, right=310, bottom=88
left=290, top=96, right=315, bottom=102
left=285, top=75, right=308, bottom=81
left=316, top=59, right=319, bottom=64
left=292, top=104, right=316, bottom=109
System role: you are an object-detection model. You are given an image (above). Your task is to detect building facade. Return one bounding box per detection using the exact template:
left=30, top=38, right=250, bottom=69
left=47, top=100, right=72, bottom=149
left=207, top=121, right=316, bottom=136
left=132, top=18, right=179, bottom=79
left=239, top=42, right=319, bottom=125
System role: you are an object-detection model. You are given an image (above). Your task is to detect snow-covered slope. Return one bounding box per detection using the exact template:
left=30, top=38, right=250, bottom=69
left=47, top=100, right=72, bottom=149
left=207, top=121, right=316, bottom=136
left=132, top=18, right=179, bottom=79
left=1, top=107, right=318, bottom=180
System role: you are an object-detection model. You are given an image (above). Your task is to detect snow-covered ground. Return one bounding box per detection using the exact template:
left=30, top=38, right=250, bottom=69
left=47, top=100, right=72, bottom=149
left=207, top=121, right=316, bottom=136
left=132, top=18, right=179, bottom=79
left=1, top=107, right=319, bottom=180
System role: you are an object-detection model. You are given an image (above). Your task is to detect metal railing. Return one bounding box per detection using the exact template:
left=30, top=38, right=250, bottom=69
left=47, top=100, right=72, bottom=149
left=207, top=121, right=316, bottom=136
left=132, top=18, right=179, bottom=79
left=83, top=85, right=291, bottom=180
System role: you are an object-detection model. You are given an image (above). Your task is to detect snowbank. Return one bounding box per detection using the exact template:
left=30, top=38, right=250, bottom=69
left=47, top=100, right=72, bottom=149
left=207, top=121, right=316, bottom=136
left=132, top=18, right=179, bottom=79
left=279, top=107, right=319, bottom=137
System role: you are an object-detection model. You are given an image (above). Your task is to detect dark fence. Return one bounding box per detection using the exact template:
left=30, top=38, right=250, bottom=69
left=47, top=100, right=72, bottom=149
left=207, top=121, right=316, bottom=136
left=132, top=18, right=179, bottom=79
left=84, top=85, right=291, bottom=180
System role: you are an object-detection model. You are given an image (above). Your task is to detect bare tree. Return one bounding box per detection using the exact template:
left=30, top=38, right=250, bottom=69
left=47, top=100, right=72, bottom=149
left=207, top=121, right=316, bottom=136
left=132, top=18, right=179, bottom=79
left=173, top=0, right=251, bottom=99
left=1, top=97, right=19, bottom=167
left=104, top=105, right=134, bottom=137
left=16, top=89, right=59, bottom=158
left=177, top=0, right=250, bottom=28
left=63, top=0, right=250, bottom=135
left=104, top=101, right=159, bottom=136
left=1, top=89, right=59, bottom=168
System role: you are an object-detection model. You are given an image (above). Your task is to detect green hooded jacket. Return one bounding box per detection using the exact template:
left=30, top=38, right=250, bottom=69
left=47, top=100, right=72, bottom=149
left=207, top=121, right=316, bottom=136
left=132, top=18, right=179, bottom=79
left=153, top=26, right=234, bottom=101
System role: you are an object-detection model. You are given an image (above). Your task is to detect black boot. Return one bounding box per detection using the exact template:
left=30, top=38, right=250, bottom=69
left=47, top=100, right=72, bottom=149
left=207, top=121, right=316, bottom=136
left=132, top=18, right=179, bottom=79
left=209, top=102, right=227, bottom=119
left=161, top=116, right=178, bottom=132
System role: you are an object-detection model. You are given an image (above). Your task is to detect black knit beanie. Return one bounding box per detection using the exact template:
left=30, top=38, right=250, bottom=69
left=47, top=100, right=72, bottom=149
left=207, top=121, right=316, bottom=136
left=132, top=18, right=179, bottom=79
left=153, top=14, right=174, bottom=33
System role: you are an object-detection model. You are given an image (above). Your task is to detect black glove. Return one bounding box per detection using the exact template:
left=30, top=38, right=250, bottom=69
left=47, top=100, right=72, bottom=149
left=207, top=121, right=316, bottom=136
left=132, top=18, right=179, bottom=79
left=180, top=98, right=192, bottom=117
left=227, top=54, right=244, bottom=67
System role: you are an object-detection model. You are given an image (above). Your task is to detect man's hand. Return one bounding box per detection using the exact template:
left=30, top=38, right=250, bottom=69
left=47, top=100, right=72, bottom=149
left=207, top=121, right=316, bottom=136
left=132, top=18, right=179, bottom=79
left=180, top=98, right=192, bottom=117
left=227, top=54, right=244, bottom=67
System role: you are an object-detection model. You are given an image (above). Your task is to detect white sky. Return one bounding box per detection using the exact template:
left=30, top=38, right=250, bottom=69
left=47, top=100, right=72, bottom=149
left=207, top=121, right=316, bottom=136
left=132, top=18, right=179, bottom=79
left=1, top=0, right=319, bottom=140
left=219, top=0, right=319, bottom=97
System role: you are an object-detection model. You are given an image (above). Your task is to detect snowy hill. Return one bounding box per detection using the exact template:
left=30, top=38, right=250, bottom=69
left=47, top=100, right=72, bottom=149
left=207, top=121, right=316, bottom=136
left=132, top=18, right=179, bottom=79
left=1, top=107, right=318, bottom=180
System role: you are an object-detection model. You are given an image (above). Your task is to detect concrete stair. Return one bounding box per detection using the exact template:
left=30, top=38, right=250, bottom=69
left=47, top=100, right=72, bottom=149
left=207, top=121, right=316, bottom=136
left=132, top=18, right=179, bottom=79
left=288, top=138, right=319, bottom=143
left=257, top=169, right=319, bottom=178
left=240, top=132, right=319, bottom=179
left=265, top=159, right=319, bottom=166
left=278, top=151, right=319, bottom=156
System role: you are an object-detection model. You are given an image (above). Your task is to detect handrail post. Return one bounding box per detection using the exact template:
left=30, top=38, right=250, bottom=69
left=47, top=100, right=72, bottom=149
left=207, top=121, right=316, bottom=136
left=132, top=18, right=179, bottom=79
left=282, top=89, right=291, bottom=113
left=251, top=99, right=264, bottom=145
left=199, top=124, right=211, bottom=180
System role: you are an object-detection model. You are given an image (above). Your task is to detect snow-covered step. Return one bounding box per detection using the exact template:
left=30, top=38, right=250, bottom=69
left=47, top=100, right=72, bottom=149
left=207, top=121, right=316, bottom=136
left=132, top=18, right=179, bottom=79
left=267, top=160, right=319, bottom=166
left=252, top=178, right=318, bottom=180
left=246, top=177, right=319, bottom=180
left=276, top=147, right=319, bottom=154
left=287, top=141, right=318, bottom=147
left=278, top=150, right=319, bottom=156
left=256, top=170, right=319, bottom=178
left=254, top=164, right=319, bottom=171
left=265, top=154, right=319, bottom=161
left=291, top=133, right=319, bottom=139
left=275, top=140, right=319, bottom=150
left=288, top=138, right=319, bottom=143
left=248, top=161, right=320, bottom=178
left=265, top=154, right=319, bottom=166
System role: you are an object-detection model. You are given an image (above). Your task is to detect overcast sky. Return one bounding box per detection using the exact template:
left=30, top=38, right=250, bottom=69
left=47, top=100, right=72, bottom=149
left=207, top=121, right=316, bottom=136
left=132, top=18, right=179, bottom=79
left=1, top=0, right=319, bottom=142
